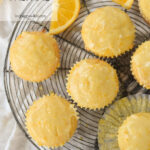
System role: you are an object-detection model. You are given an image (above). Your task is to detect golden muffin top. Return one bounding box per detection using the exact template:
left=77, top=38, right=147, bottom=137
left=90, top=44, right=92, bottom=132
left=131, top=41, right=150, bottom=89
left=67, top=59, right=119, bottom=109
left=139, top=0, right=150, bottom=23
left=81, top=6, right=135, bottom=57
left=26, top=93, right=78, bottom=148
left=118, top=112, right=150, bottom=150
left=10, top=32, right=60, bottom=82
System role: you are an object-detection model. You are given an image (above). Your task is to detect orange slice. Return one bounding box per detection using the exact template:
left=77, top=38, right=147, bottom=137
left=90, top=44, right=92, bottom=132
left=112, top=0, right=134, bottom=9
left=49, top=0, right=80, bottom=34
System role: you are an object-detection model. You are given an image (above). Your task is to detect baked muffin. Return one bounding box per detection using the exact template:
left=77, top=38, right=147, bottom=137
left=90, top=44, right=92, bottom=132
left=118, top=112, right=150, bottom=150
left=81, top=6, right=135, bottom=57
left=98, top=95, right=150, bottom=150
left=66, top=59, right=119, bottom=109
left=131, top=41, right=150, bottom=89
left=26, top=93, right=78, bottom=148
left=10, top=32, right=60, bottom=82
left=139, top=0, right=150, bottom=24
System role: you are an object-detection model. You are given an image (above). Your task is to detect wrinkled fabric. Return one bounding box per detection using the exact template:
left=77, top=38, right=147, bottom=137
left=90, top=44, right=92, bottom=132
left=0, top=1, right=36, bottom=150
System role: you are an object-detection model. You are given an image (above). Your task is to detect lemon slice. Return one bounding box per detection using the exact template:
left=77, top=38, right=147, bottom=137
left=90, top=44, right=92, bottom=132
left=49, top=0, right=80, bottom=34
left=112, top=0, right=134, bottom=9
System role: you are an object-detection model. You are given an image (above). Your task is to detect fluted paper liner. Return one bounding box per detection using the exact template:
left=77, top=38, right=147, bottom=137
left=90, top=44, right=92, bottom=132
left=98, top=94, right=150, bottom=150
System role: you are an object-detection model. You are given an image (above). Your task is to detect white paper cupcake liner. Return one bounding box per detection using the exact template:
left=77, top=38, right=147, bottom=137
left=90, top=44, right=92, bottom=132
left=98, top=94, right=150, bottom=150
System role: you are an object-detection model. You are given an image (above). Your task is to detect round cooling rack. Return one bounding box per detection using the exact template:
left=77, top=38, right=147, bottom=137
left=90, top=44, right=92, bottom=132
left=3, top=0, right=150, bottom=150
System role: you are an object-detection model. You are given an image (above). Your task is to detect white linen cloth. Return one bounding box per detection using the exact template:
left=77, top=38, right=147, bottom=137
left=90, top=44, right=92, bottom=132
left=0, top=1, right=36, bottom=150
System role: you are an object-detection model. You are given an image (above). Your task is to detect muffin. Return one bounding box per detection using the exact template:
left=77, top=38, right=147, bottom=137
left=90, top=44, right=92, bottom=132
left=66, top=59, right=119, bottom=109
left=131, top=41, right=150, bottom=89
left=139, top=0, right=150, bottom=24
left=81, top=6, right=135, bottom=57
left=10, top=32, right=60, bottom=82
left=118, top=112, right=150, bottom=150
left=26, top=93, right=78, bottom=148
left=98, top=95, right=150, bottom=150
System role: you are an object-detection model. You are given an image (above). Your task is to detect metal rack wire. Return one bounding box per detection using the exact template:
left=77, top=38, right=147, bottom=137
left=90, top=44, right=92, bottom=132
left=3, top=0, right=150, bottom=149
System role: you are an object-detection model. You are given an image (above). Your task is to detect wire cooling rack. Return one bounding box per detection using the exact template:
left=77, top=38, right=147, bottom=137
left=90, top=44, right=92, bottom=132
left=3, top=0, right=150, bottom=150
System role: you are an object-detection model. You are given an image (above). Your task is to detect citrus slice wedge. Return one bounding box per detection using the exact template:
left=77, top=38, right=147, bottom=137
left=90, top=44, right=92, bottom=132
left=49, top=0, right=80, bottom=34
left=112, top=0, right=134, bottom=9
